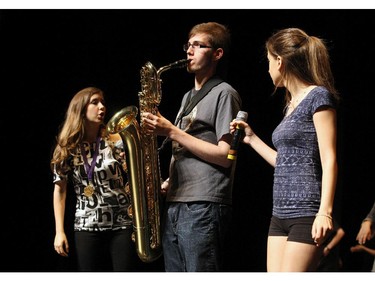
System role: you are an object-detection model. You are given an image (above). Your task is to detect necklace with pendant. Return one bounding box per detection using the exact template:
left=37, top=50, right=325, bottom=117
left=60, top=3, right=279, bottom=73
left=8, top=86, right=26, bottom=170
left=80, top=136, right=101, bottom=197
left=289, top=89, right=310, bottom=109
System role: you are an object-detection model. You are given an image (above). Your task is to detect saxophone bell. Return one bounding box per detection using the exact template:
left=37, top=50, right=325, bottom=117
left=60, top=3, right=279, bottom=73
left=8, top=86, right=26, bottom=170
left=107, top=105, right=162, bottom=263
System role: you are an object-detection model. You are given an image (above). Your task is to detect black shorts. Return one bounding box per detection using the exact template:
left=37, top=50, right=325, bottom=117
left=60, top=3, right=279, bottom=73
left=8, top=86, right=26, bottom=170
left=268, top=215, right=316, bottom=245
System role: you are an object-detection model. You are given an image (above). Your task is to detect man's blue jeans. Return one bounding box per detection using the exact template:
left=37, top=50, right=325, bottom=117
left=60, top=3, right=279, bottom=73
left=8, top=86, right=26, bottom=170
left=162, top=202, right=232, bottom=271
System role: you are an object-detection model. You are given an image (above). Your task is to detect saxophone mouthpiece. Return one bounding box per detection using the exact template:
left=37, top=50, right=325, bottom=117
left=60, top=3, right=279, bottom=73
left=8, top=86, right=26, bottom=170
left=184, top=59, right=192, bottom=66
left=171, top=59, right=191, bottom=69
left=157, top=59, right=191, bottom=75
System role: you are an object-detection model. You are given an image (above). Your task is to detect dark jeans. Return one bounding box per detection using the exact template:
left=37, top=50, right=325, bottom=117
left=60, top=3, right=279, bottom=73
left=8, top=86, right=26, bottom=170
left=162, top=202, right=232, bottom=272
left=74, top=228, right=138, bottom=271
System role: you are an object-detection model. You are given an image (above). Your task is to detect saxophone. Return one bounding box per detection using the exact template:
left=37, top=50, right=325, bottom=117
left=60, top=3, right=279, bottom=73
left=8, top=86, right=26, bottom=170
left=106, top=58, right=190, bottom=263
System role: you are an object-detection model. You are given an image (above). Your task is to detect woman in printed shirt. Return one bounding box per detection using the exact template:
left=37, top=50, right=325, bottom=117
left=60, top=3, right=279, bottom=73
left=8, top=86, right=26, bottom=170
left=51, top=87, right=137, bottom=271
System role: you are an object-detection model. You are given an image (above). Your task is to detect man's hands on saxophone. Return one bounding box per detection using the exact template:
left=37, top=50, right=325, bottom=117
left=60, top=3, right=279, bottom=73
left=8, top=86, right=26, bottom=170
left=161, top=178, right=169, bottom=195
left=141, top=111, right=175, bottom=137
left=142, top=110, right=173, bottom=196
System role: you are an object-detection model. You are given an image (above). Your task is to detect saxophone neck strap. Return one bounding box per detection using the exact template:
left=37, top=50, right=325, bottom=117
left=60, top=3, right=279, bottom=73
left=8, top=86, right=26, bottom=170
left=158, top=76, right=224, bottom=152
left=176, top=76, right=224, bottom=125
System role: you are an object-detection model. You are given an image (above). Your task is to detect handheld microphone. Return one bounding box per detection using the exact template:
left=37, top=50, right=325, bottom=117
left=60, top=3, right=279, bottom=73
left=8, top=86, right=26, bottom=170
left=227, top=111, right=248, bottom=160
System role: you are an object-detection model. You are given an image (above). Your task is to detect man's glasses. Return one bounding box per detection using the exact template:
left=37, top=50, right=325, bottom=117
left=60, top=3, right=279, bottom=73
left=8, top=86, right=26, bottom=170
left=183, top=41, right=213, bottom=52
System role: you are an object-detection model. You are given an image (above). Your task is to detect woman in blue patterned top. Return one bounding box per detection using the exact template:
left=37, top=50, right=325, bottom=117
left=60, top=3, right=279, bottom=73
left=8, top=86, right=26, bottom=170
left=230, top=28, right=340, bottom=271
left=51, top=87, right=137, bottom=271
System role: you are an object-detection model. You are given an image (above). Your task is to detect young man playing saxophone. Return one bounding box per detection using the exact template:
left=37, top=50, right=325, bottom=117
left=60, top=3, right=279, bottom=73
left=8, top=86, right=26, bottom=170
left=142, top=22, right=242, bottom=271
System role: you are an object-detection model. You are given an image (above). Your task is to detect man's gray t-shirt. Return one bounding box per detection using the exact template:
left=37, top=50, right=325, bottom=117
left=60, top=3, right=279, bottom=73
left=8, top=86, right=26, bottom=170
left=167, top=81, right=242, bottom=205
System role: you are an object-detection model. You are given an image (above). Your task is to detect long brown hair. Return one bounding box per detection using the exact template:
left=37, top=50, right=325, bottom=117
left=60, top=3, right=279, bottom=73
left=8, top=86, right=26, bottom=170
left=266, top=28, right=339, bottom=106
left=51, top=87, right=106, bottom=176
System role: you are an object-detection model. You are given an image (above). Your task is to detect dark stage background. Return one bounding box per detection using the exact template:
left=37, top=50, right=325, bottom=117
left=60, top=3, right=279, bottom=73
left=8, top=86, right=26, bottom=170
left=1, top=9, right=375, bottom=272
